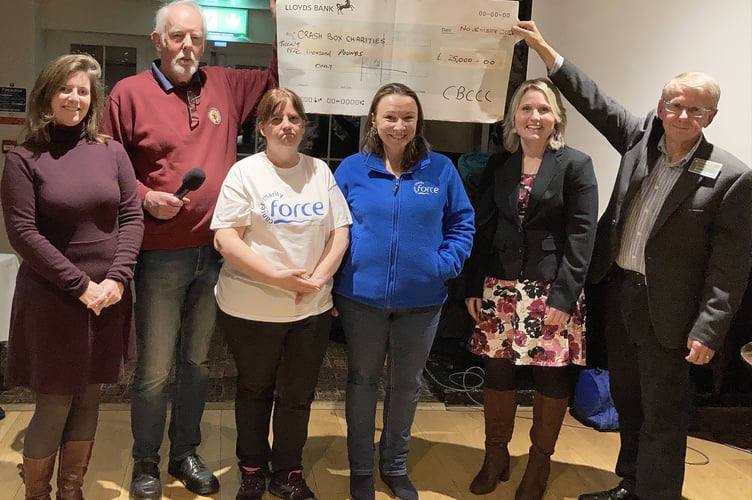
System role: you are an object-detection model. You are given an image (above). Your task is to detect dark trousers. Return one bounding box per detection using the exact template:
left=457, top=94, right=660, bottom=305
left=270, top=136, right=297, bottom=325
left=217, top=308, right=331, bottom=472
left=604, top=268, right=691, bottom=500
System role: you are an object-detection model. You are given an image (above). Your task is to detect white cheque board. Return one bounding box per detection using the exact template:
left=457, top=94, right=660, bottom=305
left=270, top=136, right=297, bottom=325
left=277, top=0, right=519, bottom=122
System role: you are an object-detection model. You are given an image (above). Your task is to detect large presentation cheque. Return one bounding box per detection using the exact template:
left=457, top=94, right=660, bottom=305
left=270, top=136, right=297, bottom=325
left=277, top=0, right=519, bottom=122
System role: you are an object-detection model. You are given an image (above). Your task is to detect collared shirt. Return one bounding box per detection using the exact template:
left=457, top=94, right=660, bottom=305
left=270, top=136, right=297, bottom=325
left=150, top=59, right=202, bottom=93
left=615, top=135, right=702, bottom=274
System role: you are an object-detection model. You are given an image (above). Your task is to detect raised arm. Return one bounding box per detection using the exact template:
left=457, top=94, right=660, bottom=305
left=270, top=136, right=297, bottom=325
left=511, top=21, right=558, bottom=71
left=512, top=20, right=645, bottom=156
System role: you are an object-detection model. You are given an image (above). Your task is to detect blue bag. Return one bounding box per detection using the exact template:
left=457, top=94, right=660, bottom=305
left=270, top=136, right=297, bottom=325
left=571, top=368, right=620, bottom=431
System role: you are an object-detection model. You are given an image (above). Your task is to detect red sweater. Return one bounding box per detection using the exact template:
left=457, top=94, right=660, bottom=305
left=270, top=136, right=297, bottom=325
left=102, top=55, right=277, bottom=250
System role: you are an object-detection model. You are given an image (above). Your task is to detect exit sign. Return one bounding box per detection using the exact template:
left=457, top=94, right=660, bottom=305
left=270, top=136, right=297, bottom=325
left=202, top=7, right=248, bottom=36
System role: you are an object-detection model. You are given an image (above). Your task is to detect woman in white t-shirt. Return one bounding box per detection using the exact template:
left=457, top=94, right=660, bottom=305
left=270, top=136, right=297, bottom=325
left=211, top=88, right=351, bottom=500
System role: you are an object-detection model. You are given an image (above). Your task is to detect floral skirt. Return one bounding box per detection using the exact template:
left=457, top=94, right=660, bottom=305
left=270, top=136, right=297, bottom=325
left=467, top=276, right=586, bottom=367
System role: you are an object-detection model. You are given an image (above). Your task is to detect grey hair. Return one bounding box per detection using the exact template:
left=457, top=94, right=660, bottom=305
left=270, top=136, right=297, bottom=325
left=662, top=72, right=721, bottom=109
left=153, top=0, right=207, bottom=46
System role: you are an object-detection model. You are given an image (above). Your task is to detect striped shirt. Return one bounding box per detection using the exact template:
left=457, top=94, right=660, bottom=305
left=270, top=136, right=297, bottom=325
left=616, top=135, right=702, bottom=274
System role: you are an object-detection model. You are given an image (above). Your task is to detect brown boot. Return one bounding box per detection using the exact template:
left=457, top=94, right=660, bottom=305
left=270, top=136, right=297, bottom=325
left=18, top=452, right=57, bottom=500
left=515, top=393, right=568, bottom=500
left=56, top=441, right=94, bottom=499
left=469, top=389, right=517, bottom=495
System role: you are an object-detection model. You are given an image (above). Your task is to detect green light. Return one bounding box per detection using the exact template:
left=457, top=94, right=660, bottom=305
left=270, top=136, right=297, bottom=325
left=202, top=7, right=248, bottom=36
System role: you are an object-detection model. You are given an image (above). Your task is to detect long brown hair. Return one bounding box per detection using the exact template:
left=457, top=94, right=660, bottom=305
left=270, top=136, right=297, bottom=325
left=24, top=53, right=108, bottom=146
left=361, top=82, right=430, bottom=171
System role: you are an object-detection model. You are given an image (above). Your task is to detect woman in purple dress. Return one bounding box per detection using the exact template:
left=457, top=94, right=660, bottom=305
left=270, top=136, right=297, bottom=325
left=1, top=53, right=143, bottom=499
left=464, top=79, right=598, bottom=499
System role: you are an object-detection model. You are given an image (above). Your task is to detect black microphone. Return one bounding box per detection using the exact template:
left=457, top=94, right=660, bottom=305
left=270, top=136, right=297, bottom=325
left=174, top=168, right=206, bottom=199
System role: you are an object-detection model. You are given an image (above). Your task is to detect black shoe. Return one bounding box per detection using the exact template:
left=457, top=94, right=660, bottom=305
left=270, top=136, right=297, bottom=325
left=379, top=472, right=418, bottom=500
left=168, top=453, right=219, bottom=495
left=350, top=474, right=375, bottom=500
left=578, top=486, right=639, bottom=500
left=269, top=469, right=316, bottom=500
left=237, top=467, right=269, bottom=500
left=129, top=461, right=161, bottom=500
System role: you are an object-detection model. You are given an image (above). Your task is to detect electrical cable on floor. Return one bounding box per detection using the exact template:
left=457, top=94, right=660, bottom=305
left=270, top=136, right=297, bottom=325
left=684, top=446, right=711, bottom=466
left=423, top=364, right=485, bottom=406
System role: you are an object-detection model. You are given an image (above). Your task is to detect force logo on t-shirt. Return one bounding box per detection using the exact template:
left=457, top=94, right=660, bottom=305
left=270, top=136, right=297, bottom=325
left=260, top=191, right=326, bottom=225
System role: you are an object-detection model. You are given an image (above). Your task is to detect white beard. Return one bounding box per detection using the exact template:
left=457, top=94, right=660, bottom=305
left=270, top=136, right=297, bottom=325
left=170, top=52, right=198, bottom=79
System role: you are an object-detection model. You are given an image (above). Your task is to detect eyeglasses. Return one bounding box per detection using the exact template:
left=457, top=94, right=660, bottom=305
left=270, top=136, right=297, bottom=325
left=187, top=90, right=200, bottom=128
left=662, top=100, right=713, bottom=119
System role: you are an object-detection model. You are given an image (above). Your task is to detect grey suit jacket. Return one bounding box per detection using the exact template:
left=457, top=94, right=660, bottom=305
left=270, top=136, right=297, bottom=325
left=551, top=59, right=752, bottom=350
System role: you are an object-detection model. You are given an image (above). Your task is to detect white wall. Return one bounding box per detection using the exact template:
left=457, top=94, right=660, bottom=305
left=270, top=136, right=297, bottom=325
left=529, top=0, right=752, bottom=213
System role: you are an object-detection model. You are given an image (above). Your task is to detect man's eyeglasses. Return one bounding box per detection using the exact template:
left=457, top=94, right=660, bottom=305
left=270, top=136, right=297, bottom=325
left=662, top=100, right=713, bottom=119
left=187, top=90, right=200, bottom=128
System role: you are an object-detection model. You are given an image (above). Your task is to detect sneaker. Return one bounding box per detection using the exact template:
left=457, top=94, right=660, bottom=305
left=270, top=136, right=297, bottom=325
left=237, top=466, right=268, bottom=500
left=269, top=469, right=316, bottom=500
left=167, top=453, right=219, bottom=495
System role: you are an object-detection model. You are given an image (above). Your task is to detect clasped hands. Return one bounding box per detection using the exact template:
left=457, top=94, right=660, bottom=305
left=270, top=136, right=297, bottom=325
left=271, top=268, right=324, bottom=305
left=79, top=278, right=125, bottom=316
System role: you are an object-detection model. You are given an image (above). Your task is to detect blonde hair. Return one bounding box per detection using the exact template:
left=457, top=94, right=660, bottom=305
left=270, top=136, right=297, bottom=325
left=24, top=53, right=107, bottom=146
left=503, top=78, right=566, bottom=153
left=661, top=72, right=720, bottom=108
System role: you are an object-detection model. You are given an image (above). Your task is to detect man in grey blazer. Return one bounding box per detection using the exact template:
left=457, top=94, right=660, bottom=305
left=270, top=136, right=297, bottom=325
left=513, top=21, right=752, bottom=500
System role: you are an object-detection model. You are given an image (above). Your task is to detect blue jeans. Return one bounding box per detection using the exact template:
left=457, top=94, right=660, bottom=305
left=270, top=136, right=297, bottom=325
left=335, top=295, right=441, bottom=476
left=130, top=246, right=220, bottom=463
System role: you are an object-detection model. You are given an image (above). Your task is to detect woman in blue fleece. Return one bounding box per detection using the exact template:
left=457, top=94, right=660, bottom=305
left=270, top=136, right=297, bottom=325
left=334, top=82, right=475, bottom=500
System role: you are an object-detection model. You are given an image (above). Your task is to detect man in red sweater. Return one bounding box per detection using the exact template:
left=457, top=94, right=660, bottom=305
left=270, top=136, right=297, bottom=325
left=101, top=1, right=278, bottom=498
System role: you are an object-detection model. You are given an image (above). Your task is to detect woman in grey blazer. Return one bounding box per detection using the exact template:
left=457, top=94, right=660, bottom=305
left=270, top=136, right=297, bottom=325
left=465, top=78, right=598, bottom=500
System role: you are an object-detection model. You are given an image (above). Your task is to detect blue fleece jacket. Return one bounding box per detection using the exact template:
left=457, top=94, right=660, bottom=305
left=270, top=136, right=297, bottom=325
left=334, top=151, right=475, bottom=309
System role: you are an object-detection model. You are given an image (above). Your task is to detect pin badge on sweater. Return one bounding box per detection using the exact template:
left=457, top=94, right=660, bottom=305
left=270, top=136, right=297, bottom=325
left=688, top=158, right=721, bottom=179
left=209, top=108, right=221, bottom=125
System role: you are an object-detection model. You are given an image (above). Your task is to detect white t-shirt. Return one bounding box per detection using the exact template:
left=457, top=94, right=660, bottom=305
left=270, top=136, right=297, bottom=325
left=211, top=152, right=352, bottom=322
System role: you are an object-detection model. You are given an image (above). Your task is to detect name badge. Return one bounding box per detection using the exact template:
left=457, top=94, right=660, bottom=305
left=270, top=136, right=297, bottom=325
left=688, top=158, right=722, bottom=179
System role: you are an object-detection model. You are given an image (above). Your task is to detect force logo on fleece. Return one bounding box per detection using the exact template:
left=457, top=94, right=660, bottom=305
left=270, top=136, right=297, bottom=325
left=260, top=191, right=326, bottom=225
left=413, top=181, right=440, bottom=195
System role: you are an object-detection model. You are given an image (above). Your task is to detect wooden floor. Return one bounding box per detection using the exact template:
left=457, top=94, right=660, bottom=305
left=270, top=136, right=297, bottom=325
left=1, top=403, right=749, bottom=499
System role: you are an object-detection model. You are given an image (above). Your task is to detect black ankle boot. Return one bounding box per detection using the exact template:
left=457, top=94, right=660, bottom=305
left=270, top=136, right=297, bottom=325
left=379, top=472, right=417, bottom=500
